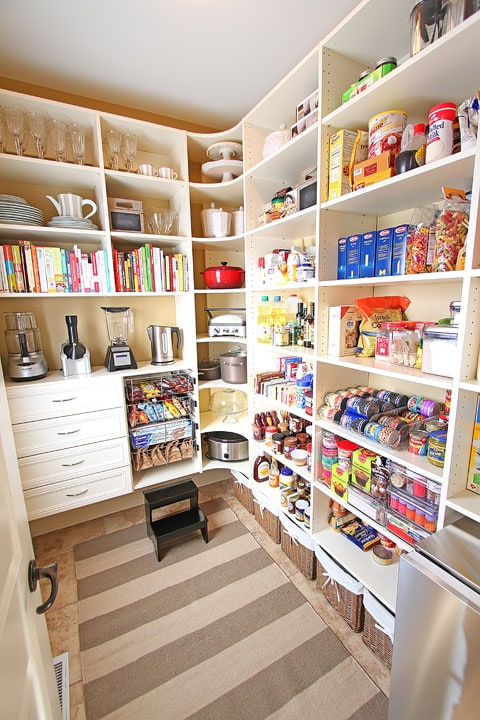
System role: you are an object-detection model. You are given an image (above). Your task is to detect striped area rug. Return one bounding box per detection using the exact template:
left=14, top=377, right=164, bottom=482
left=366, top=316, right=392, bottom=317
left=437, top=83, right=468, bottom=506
left=74, top=497, right=388, bottom=720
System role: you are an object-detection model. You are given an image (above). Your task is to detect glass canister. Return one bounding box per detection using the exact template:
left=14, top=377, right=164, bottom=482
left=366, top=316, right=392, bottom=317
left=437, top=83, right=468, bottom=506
left=410, top=0, right=454, bottom=56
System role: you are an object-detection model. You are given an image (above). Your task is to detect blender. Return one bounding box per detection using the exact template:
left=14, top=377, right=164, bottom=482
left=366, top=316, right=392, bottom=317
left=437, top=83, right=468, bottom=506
left=4, top=311, right=48, bottom=381
left=101, top=306, right=137, bottom=371
left=60, top=315, right=91, bottom=376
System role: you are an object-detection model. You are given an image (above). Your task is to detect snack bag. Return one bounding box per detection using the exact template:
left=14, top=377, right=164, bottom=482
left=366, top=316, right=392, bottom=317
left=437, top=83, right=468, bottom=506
left=432, top=187, right=470, bottom=272
left=405, top=206, right=438, bottom=274
left=355, top=295, right=410, bottom=357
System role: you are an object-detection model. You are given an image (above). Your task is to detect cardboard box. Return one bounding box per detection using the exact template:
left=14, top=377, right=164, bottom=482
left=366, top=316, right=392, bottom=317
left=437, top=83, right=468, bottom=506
left=331, top=462, right=350, bottom=500
left=375, top=227, right=394, bottom=277
left=337, top=237, right=347, bottom=279
left=328, top=305, right=362, bottom=357
left=346, top=234, right=361, bottom=279
left=392, top=224, right=409, bottom=276
left=352, top=448, right=378, bottom=494
left=328, top=129, right=358, bottom=200
left=360, top=231, right=376, bottom=277
left=352, top=151, right=395, bottom=190
left=467, top=397, right=480, bottom=495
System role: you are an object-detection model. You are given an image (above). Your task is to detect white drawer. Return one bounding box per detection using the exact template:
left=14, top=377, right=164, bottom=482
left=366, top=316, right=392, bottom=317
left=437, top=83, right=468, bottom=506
left=24, top=466, right=132, bottom=520
left=19, top=437, right=131, bottom=488
left=13, top=408, right=127, bottom=457
left=7, top=376, right=123, bottom=423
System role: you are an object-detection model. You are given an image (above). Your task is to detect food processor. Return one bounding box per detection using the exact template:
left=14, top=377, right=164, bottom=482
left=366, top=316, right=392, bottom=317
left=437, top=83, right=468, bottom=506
left=101, top=306, right=137, bottom=371
left=4, top=311, right=48, bottom=381
left=60, top=315, right=91, bottom=376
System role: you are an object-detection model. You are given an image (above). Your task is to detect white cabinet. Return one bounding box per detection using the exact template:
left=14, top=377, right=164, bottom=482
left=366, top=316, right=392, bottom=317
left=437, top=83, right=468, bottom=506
left=6, top=371, right=132, bottom=518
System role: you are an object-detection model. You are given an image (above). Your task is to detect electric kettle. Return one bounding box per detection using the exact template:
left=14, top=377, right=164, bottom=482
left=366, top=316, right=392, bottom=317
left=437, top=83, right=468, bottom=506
left=147, top=325, right=181, bottom=364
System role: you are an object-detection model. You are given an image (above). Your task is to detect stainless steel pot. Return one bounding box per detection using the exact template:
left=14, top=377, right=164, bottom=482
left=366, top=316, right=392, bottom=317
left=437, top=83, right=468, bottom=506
left=205, top=431, right=249, bottom=462
left=219, top=345, right=247, bottom=384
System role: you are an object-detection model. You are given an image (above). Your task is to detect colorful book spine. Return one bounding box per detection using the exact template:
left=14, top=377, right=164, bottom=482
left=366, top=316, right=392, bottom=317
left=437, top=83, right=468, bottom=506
left=0, top=246, right=9, bottom=292
left=43, top=247, right=56, bottom=292
left=11, top=245, right=26, bottom=292
left=51, top=247, right=64, bottom=292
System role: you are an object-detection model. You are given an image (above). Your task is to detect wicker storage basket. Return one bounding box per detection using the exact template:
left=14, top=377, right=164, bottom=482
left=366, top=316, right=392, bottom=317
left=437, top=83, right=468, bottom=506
left=280, top=513, right=316, bottom=580
left=314, top=544, right=364, bottom=632
left=232, top=471, right=254, bottom=514
left=362, top=589, right=395, bottom=667
left=252, top=484, right=281, bottom=543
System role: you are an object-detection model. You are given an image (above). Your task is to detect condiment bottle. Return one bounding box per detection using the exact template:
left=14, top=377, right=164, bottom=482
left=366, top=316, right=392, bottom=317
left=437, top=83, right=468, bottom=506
left=253, top=452, right=270, bottom=482
left=268, top=458, right=280, bottom=487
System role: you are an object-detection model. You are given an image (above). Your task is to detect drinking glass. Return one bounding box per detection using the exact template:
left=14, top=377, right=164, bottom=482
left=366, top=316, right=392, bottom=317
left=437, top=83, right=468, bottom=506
left=26, top=111, right=47, bottom=159
left=49, top=119, right=67, bottom=162
left=105, top=129, right=122, bottom=170
left=123, top=132, right=137, bottom=172
left=67, top=123, right=86, bottom=165
left=4, top=107, right=27, bottom=156
left=0, top=110, right=7, bottom=153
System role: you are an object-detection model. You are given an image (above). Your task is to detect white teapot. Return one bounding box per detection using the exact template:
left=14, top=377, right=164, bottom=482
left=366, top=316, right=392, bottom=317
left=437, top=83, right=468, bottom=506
left=46, top=193, right=97, bottom=220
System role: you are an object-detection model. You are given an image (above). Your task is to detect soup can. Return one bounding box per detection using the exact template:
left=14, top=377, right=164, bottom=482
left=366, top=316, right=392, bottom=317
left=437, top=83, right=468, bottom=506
left=368, top=110, right=407, bottom=158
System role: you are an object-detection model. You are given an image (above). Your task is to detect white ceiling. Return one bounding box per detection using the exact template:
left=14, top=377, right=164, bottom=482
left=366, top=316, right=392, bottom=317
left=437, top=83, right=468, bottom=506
left=1, top=0, right=361, bottom=130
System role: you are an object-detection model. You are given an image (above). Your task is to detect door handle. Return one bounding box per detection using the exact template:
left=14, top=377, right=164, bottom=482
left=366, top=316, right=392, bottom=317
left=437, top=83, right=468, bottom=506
left=28, top=560, right=58, bottom=614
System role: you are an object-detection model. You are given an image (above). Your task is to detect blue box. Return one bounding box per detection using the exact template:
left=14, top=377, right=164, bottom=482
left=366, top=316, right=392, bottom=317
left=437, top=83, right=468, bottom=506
left=392, top=224, right=408, bottom=276
left=375, top=227, right=393, bottom=277
left=337, top=237, right=347, bottom=279
left=346, top=234, right=361, bottom=279
left=360, top=230, right=376, bottom=278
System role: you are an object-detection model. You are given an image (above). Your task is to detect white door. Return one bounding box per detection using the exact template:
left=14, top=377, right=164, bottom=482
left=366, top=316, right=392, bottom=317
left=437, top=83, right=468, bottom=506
left=0, top=365, right=60, bottom=720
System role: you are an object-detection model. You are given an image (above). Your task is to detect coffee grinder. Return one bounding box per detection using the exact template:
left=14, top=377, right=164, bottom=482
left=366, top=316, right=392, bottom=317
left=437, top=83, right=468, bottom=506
left=60, top=315, right=91, bottom=376
left=101, top=306, right=137, bottom=371
left=4, top=311, right=48, bottom=381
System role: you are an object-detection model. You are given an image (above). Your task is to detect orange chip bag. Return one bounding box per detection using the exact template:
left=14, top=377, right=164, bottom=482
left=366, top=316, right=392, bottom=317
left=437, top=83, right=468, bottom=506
left=355, top=296, right=411, bottom=357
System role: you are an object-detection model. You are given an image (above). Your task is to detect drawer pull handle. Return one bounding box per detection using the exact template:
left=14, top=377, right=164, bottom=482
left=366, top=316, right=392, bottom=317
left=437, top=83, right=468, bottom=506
left=52, top=397, right=77, bottom=403
left=61, top=459, right=85, bottom=467
left=57, top=429, right=81, bottom=435
left=65, top=489, right=89, bottom=497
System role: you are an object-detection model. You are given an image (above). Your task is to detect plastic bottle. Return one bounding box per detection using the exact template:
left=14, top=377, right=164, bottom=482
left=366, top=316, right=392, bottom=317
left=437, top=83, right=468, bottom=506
left=401, top=122, right=427, bottom=166
left=286, top=247, right=300, bottom=282
left=268, top=457, right=280, bottom=487
left=253, top=452, right=270, bottom=482
left=256, top=295, right=270, bottom=343
left=285, top=293, right=300, bottom=324
left=272, top=295, right=288, bottom=346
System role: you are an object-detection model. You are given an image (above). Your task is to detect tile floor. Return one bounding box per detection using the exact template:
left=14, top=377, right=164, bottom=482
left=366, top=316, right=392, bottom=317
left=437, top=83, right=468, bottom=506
left=32, top=479, right=391, bottom=719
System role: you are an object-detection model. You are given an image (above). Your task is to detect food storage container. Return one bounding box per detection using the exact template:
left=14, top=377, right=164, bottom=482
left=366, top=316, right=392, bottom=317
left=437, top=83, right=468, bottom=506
left=421, top=324, right=459, bottom=377
left=200, top=203, right=231, bottom=238
left=262, top=124, right=291, bottom=159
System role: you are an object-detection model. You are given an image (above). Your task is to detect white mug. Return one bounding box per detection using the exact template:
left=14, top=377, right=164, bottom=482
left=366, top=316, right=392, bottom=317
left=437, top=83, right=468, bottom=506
left=138, top=163, right=155, bottom=176
left=157, top=166, right=177, bottom=180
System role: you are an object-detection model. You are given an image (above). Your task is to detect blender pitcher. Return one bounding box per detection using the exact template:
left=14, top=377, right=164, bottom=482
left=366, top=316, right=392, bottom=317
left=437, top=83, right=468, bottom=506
left=101, top=306, right=137, bottom=371
left=4, top=311, right=48, bottom=381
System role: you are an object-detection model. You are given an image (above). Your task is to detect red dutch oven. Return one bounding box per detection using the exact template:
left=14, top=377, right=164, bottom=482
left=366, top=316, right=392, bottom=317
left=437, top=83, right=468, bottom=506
left=201, top=261, right=245, bottom=289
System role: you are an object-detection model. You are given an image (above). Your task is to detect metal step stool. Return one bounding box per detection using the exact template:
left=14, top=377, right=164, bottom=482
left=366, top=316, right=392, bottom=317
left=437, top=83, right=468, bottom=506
left=144, top=479, right=208, bottom=561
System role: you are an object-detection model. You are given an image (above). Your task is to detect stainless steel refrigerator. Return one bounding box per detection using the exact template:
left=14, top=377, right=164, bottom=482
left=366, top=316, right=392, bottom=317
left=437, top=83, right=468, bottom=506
left=389, top=516, right=480, bottom=720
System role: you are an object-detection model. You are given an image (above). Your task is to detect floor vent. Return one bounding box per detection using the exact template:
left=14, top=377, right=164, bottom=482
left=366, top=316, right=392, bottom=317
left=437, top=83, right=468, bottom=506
left=52, top=652, right=70, bottom=720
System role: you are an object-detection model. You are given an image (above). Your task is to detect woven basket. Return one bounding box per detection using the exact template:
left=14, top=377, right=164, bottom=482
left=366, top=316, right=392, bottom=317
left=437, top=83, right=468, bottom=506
left=316, top=558, right=364, bottom=632
left=362, top=607, right=394, bottom=668
left=254, top=503, right=281, bottom=543
left=233, top=481, right=254, bottom=514
left=280, top=527, right=316, bottom=580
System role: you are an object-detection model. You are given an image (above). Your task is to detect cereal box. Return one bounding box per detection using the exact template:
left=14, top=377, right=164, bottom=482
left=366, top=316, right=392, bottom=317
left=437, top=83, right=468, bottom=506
left=328, top=305, right=362, bottom=357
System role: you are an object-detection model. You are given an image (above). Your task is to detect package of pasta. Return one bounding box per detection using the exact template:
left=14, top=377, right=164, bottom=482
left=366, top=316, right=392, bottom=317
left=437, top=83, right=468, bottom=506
left=355, top=295, right=410, bottom=357
left=405, top=206, right=438, bottom=274
left=432, top=187, right=470, bottom=273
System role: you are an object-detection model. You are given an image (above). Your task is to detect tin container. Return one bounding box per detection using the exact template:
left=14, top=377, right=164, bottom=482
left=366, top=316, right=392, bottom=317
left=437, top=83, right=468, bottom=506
left=368, top=110, right=407, bottom=158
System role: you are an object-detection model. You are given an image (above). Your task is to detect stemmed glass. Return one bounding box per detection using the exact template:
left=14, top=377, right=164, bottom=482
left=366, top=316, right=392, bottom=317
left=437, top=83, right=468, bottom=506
left=4, top=107, right=27, bottom=156
left=0, top=110, right=7, bottom=153
left=105, top=129, right=122, bottom=170
left=67, top=123, right=86, bottom=165
left=49, top=119, right=67, bottom=162
left=123, top=132, right=137, bottom=173
left=26, top=111, right=47, bottom=159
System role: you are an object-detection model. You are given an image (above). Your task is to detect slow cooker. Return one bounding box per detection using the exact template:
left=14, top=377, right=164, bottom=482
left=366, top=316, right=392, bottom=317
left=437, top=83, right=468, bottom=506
left=205, top=431, right=249, bottom=462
